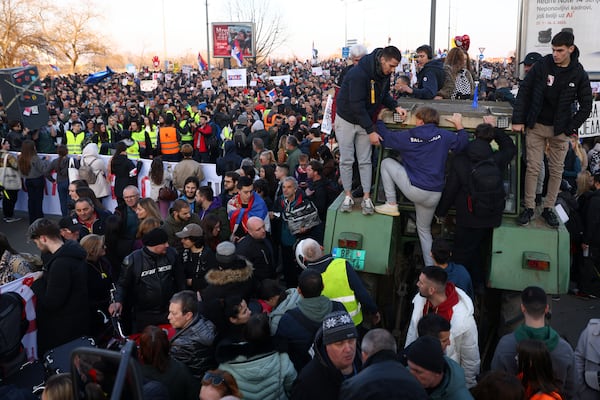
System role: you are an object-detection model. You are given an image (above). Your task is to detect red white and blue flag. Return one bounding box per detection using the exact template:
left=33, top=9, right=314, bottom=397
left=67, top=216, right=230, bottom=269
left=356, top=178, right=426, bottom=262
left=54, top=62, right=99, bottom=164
left=232, top=47, right=244, bottom=67
left=267, top=88, right=277, bottom=101
left=198, top=53, right=208, bottom=71
left=49, top=64, right=60, bottom=72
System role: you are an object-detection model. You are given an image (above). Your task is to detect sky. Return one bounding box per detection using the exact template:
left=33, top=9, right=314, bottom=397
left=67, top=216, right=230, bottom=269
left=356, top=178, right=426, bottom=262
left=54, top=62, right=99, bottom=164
left=87, top=0, right=520, bottom=63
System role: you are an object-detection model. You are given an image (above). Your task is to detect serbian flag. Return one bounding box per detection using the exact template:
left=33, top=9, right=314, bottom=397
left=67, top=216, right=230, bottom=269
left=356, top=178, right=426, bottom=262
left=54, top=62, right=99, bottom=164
left=198, top=53, right=208, bottom=71
left=232, top=47, right=244, bottom=67
left=267, top=88, right=277, bottom=101
left=49, top=64, right=60, bottom=72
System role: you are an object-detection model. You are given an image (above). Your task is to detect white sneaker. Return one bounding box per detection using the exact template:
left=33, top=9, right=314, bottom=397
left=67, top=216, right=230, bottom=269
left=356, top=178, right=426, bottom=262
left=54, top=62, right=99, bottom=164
left=361, top=198, right=375, bottom=215
left=340, top=196, right=354, bottom=212
left=374, top=202, right=399, bottom=217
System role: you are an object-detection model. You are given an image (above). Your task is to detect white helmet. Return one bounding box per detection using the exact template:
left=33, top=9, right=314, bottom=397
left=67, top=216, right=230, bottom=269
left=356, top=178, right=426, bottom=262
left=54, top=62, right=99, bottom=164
left=295, top=238, right=320, bottom=269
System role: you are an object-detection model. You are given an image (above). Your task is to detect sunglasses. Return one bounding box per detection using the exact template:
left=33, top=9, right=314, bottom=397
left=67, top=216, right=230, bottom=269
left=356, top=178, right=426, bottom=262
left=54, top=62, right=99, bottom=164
left=202, top=371, right=228, bottom=387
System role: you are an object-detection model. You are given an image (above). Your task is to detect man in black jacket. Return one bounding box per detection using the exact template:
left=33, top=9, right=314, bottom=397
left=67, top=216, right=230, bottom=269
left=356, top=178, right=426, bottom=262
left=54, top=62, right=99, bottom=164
left=512, top=31, right=592, bottom=227
left=436, top=118, right=516, bottom=292
left=109, top=227, right=185, bottom=333
left=168, top=290, right=216, bottom=378
left=339, top=329, right=427, bottom=400
left=397, top=44, right=445, bottom=99
left=28, top=218, right=90, bottom=355
left=335, top=46, right=407, bottom=216
left=235, top=216, right=275, bottom=282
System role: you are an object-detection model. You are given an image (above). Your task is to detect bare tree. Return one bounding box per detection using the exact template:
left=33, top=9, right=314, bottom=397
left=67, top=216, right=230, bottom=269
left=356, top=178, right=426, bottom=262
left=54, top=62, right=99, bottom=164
left=226, top=0, right=288, bottom=64
left=47, top=4, right=109, bottom=72
left=0, top=0, right=52, bottom=68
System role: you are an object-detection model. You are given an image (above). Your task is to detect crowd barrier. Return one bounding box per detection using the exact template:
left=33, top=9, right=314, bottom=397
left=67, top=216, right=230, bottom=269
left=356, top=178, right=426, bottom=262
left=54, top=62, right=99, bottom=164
left=10, top=154, right=222, bottom=215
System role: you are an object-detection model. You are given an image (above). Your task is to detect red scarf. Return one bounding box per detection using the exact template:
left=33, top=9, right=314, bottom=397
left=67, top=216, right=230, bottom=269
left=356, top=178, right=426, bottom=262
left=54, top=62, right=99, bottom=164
left=422, top=282, right=459, bottom=322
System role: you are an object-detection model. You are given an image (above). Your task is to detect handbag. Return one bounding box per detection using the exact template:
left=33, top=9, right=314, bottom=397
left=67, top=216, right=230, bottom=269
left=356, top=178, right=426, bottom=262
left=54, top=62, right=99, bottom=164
left=0, top=153, right=22, bottom=191
left=68, top=157, right=80, bottom=183
left=284, top=199, right=321, bottom=235
left=158, top=182, right=178, bottom=201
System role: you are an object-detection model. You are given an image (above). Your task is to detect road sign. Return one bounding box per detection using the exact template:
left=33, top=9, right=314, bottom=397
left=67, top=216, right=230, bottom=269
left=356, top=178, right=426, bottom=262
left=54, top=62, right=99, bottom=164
left=342, top=47, right=350, bottom=58
left=479, top=54, right=484, bottom=60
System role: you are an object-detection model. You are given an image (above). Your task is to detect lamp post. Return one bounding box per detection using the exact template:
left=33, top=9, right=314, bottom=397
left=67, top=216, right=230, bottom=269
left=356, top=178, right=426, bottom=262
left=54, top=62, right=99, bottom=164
left=161, top=0, right=167, bottom=70
left=205, top=0, right=211, bottom=70
left=342, top=0, right=362, bottom=47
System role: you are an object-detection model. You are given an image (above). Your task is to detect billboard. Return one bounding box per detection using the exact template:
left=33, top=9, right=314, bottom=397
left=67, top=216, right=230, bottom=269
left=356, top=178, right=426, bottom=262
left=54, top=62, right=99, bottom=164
left=212, top=22, right=255, bottom=66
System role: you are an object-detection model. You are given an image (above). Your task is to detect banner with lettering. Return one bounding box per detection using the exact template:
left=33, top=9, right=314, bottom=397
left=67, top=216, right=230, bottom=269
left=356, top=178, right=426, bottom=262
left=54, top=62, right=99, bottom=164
left=226, top=68, right=247, bottom=87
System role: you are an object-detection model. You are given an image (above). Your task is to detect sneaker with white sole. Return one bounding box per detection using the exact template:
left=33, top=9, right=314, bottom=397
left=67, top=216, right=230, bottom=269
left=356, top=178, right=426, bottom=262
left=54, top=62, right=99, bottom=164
left=361, top=198, right=375, bottom=215
left=340, top=196, right=354, bottom=212
left=3, top=217, right=22, bottom=223
left=374, top=202, right=400, bottom=217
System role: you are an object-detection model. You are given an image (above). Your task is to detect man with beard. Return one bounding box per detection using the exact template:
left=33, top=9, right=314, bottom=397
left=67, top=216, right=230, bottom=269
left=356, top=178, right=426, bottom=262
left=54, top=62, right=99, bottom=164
left=163, top=199, right=202, bottom=253
left=178, top=176, right=200, bottom=213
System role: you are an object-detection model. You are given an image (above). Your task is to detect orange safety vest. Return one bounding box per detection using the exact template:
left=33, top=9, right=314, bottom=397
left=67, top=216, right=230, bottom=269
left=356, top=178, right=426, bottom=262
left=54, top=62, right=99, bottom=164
left=159, top=126, right=179, bottom=155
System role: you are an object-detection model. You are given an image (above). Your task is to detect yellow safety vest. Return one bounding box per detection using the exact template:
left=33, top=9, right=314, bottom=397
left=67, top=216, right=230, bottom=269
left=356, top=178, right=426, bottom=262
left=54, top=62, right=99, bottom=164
left=65, top=130, right=85, bottom=155
left=126, top=141, right=140, bottom=160
left=145, top=126, right=158, bottom=148
left=321, top=258, right=363, bottom=325
left=179, top=120, right=193, bottom=142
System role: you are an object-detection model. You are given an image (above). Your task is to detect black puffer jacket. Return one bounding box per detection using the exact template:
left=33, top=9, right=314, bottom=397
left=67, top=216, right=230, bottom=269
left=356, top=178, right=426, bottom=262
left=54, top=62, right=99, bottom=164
left=414, top=58, right=446, bottom=99
left=115, top=247, right=185, bottom=329
left=31, top=240, right=90, bottom=355
left=436, top=129, right=516, bottom=228
left=336, top=48, right=398, bottom=134
left=512, top=48, right=593, bottom=135
left=170, top=313, right=217, bottom=377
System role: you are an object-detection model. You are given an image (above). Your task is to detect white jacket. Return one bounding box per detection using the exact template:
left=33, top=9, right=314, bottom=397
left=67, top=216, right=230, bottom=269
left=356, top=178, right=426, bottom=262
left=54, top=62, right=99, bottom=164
left=405, top=286, right=480, bottom=388
left=81, top=143, right=111, bottom=198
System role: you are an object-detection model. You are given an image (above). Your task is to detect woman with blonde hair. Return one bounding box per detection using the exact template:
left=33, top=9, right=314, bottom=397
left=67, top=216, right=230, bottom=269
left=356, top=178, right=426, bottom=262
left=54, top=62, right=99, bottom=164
left=42, top=373, right=73, bottom=400
left=17, top=139, right=50, bottom=223
left=80, top=234, right=113, bottom=333
left=135, top=197, right=162, bottom=222
left=277, top=135, right=288, bottom=164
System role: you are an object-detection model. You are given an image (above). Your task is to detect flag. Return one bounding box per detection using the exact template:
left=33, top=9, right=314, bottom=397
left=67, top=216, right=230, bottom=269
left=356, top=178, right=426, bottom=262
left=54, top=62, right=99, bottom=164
left=267, top=88, right=277, bottom=101
left=232, top=47, right=243, bottom=67
left=49, top=64, right=60, bottom=72
left=312, top=41, right=318, bottom=59
left=410, top=60, right=418, bottom=86
left=266, top=57, right=272, bottom=68
left=198, top=53, right=208, bottom=71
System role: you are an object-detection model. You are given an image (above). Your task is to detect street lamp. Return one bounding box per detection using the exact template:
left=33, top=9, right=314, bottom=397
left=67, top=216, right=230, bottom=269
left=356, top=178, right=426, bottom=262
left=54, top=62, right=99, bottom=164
left=342, top=0, right=362, bottom=47
left=206, top=0, right=210, bottom=70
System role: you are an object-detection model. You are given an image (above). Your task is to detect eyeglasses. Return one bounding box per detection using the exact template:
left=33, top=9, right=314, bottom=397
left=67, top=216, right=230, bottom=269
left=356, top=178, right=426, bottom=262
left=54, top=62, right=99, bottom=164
left=202, top=371, right=228, bottom=387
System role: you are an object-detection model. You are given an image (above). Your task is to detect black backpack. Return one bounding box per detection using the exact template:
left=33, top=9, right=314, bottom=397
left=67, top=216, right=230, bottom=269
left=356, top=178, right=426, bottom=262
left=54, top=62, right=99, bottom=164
left=0, top=292, right=28, bottom=362
left=467, top=158, right=506, bottom=217
left=233, top=126, right=248, bottom=151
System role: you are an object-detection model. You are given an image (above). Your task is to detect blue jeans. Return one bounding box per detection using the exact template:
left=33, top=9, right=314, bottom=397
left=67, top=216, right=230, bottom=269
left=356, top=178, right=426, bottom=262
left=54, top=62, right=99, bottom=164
left=25, top=176, right=45, bottom=224
left=57, top=180, right=70, bottom=216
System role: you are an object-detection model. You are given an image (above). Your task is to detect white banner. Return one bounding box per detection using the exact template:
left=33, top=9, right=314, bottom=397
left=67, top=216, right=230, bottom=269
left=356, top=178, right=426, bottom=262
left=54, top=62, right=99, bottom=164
left=0, top=274, right=38, bottom=360
left=311, top=67, right=323, bottom=76
left=11, top=154, right=222, bottom=216
left=269, top=75, right=291, bottom=86
left=201, top=80, right=213, bottom=89
left=140, top=80, right=158, bottom=92
left=578, top=100, right=600, bottom=139
left=226, top=68, right=247, bottom=87
left=321, top=94, right=334, bottom=134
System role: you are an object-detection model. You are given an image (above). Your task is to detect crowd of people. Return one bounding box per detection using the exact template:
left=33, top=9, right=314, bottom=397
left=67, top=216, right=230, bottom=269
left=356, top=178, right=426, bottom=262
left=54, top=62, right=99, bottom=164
left=0, top=30, right=599, bottom=400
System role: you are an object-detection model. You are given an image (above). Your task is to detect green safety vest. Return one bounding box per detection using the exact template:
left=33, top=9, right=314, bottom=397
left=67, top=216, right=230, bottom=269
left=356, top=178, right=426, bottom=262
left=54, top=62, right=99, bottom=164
left=321, top=258, right=363, bottom=325
left=65, top=130, right=85, bottom=154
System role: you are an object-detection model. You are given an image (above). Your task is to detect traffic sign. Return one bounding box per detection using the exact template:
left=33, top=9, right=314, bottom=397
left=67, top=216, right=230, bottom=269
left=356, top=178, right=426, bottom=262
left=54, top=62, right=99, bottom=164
left=342, top=47, right=350, bottom=58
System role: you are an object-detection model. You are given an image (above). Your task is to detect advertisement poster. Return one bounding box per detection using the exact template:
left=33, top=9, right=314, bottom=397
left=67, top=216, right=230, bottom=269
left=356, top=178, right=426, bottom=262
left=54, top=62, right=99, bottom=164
left=522, top=0, right=600, bottom=76
left=212, top=22, right=255, bottom=61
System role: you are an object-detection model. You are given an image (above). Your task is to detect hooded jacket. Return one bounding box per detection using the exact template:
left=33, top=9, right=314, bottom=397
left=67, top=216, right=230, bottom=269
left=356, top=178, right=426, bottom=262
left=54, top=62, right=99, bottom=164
left=436, top=129, right=516, bottom=228
left=198, top=196, right=232, bottom=242
left=574, top=319, right=600, bottom=400
left=162, top=212, right=202, bottom=253
left=336, top=48, right=398, bottom=134
left=491, top=324, right=575, bottom=399
left=429, top=357, right=474, bottom=400
left=512, top=48, right=592, bottom=135
left=81, top=143, right=111, bottom=198
left=216, top=141, right=243, bottom=176
left=172, top=158, right=204, bottom=191
left=376, top=120, right=469, bottom=192
left=339, top=350, right=427, bottom=400
left=169, top=313, right=217, bottom=377
left=31, top=240, right=90, bottom=355
left=291, top=328, right=362, bottom=400
left=413, top=58, right=446, bottom=99
left=406, top=285, right=480, bottom=388
left=202, top=258, right=256, bottom=303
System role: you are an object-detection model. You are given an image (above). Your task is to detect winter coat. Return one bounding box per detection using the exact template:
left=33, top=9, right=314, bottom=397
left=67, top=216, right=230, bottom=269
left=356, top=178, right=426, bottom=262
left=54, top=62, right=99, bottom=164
left=219, top=342, right=297, bottom=400
left=491, top=324, right=575, bottom=399
left=140, top=358, right=199, bottom=400
left=413, top=58, right=446, bottom=99
left=162, top=212, right=202, bottom=253
left=437, top=65, right=476, bottom=100
left=269, top=288, right=302, bottom=335
left=512, top=49, right=593, bottom=136
left=31, top=241, right=90, bottom=355
left=114, top=247, right=185, bottom=331
left=376, top=120, right=469, bottom=192
left=336, top=48, right=399, bottom=134
left=581, top=189, right=600, bottom=247
left=436, top=129, right=516, bottom=228
left=172, top=158, right=204, bottom=192
left=202, top=259, right=257, bottom=303
left=81, top=143, right=111, bottom=198
left=339, top=350, right=427, bottom=400
left=574, top=318, right=600, bottom=400
left=198, top=196, right=231, bottom=242
left=429, top=357, right=474, bottom=400
left=216, top=141, right=243, bottom=176
left=110, top=153, right=136, bottom=200
left=20, top=155, right=49, bottom=179
left=170, top=313, right=217, bottom=377
left=406, top=286, right=480, bottom=388
left=291, top=328, right=362, bottom=400
left=235, top=235, right=275, bottom=282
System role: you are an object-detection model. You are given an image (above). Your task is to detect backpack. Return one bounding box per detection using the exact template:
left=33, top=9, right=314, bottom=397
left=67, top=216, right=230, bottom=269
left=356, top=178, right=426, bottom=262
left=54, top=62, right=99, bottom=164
left=467, top=158, right=506, bottom=217
left=0, top=292, right=28, bottom=362
left=233, top=126, right=248, bottom=151
left=79, top=159, right=98, bottom=184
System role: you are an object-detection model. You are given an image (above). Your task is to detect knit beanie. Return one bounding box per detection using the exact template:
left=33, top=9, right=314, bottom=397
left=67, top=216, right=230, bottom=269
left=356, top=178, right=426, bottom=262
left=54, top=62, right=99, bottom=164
left=407, top=336, right=445, bottom=373
left=322, top=311, right=358, bottom=345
